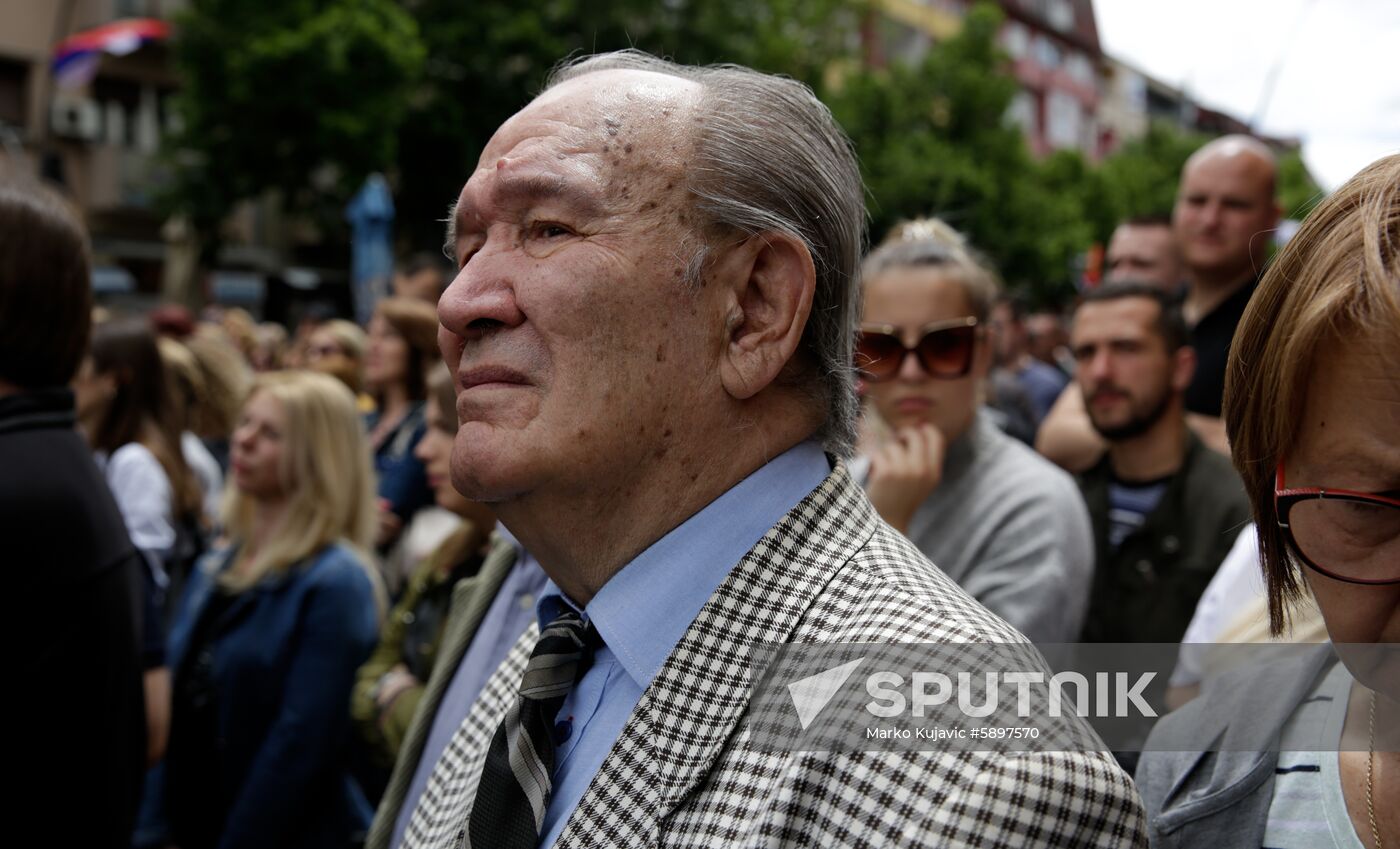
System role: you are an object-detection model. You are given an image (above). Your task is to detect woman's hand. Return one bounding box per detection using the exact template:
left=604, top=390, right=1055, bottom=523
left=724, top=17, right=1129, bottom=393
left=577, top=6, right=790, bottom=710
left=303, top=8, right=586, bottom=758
left=375, top=498, right=403, bottom=548
left=373, top=663, right=419, bottom=712
left=867, top=423, right=947, bottom=533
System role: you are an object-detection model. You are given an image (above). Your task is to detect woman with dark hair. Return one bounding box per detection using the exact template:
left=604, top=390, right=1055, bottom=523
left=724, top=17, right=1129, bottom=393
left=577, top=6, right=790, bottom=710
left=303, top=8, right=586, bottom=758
left=74, top=317, right=205, bottom=778
left=1137, top=155, right=1398, bottom=848
left=364, top=297, right=440, bottom=550
left=75, top=318, right=203, bottom=563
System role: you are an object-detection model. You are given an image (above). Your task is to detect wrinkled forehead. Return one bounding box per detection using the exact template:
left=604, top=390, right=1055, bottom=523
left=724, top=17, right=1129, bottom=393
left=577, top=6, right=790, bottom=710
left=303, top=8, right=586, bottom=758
left=475, top=69, right=701, bottom=181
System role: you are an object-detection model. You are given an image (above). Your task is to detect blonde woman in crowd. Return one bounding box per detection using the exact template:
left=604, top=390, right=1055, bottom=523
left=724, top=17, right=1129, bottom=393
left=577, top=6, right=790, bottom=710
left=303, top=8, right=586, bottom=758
left=251, top=321, right=289, bottom=372
left=183, top=323, right=254, bottom=474
left=853, top=218, right=1094, bottom=642
left=160, top=370, right=383, bottom=849
left=306, top=317, right=375, bottom=412
left=157, top=336, right=224, bottom=531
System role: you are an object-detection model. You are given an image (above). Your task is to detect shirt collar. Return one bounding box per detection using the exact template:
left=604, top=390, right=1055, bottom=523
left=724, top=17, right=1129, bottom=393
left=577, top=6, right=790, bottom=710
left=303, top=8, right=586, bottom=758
left=535, top=440, right=830, bottom=688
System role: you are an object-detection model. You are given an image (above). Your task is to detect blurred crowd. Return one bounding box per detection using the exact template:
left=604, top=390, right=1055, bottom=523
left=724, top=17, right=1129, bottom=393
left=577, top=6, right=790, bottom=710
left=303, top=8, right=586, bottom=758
left=3, top=48, right=1395, bottom=849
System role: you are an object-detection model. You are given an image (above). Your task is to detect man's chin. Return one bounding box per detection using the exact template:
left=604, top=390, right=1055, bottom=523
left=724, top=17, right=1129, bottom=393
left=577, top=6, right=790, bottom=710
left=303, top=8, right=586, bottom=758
left=448, top=465, right=520, bottom=504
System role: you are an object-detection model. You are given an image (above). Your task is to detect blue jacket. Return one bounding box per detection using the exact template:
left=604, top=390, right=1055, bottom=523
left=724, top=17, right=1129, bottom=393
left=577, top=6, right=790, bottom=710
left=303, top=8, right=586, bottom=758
left=165, top=542, right=380, bottom=849
left=366, top=403, right=432, bottom=523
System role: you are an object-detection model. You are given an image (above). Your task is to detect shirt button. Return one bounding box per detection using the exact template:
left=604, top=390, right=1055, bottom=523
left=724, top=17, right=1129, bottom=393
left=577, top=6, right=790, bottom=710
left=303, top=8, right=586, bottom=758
left=554, top=718, right=573, bottom=745
left=519, top=593, right=535, bottom=611
left=1162, top=536, right=1180, bottom=554
left=1135, top=559, right=1156, bottom=580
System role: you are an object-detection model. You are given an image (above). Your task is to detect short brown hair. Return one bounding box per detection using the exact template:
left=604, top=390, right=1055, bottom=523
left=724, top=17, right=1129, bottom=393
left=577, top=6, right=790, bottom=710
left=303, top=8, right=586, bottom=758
left=374, top=297, right=440, bottom=402
left=0, top=177, right=92, bottom=388
left=1224, top=153, right=1400, bottom=634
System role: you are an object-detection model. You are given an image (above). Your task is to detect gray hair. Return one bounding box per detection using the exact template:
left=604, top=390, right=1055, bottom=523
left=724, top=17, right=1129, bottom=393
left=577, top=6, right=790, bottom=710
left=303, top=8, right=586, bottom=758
left=546, top=50, right=868, bottom=458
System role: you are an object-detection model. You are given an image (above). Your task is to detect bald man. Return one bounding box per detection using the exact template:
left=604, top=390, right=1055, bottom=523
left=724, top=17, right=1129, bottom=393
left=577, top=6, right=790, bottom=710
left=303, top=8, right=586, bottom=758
left=1039, top=135, right=1280, bottom=467
left=1172, top=136, right=1281, bottom=423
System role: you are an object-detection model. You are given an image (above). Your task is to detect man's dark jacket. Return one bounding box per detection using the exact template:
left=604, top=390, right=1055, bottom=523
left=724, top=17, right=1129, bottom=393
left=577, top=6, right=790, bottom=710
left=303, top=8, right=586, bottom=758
left=1078, top=431, right=1252, bottom=642
left=2, top=389, right=147, bottom=847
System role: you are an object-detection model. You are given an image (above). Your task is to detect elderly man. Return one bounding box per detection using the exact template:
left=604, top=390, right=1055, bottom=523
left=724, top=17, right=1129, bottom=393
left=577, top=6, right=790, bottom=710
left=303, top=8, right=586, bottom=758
left=383, top=51, right=1146, bottom=848
left=1038, top=135, right=1280, bottom=470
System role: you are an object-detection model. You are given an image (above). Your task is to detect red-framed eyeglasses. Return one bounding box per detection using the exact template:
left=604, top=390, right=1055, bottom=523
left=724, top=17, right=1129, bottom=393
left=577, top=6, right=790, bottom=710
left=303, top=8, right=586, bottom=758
left=1274, top=462, right=1400, bottom=585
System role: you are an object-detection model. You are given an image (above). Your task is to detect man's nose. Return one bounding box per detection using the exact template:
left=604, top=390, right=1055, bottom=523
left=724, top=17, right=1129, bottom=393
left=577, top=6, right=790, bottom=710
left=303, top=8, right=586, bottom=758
left=437, top=249, right=525, bottom=341
left=1198, top=200, right=1223, bottom=228
left=1086, top=349, right=1114, bottom=381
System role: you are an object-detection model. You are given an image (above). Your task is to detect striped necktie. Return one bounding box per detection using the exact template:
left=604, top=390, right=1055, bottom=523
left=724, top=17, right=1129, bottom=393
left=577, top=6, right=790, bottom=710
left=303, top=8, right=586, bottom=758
left=466, top=608, right=598, bottom=848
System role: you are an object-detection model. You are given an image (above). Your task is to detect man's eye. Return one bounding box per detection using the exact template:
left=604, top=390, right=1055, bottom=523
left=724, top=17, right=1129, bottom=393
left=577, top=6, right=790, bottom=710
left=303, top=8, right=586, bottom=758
left=532, top=222, right=572, bottom=239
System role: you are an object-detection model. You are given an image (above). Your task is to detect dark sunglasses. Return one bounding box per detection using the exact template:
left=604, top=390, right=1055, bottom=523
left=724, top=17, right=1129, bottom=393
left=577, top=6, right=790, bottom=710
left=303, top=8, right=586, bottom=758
left=856, top=317, right=980, bottom=383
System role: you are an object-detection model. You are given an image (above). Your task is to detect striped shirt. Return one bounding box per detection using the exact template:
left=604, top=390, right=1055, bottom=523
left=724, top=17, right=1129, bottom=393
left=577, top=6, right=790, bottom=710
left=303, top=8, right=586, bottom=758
left=1262, top=662, right=1366, bottom=849
left=1106, top=474, right=1169, bottom=549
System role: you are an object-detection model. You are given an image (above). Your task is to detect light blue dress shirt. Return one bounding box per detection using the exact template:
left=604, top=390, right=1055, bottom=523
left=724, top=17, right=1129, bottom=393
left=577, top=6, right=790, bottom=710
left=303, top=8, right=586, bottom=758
left=535, top=441, right=830, bottom=847
left=392, top=530, right=549, bottom=849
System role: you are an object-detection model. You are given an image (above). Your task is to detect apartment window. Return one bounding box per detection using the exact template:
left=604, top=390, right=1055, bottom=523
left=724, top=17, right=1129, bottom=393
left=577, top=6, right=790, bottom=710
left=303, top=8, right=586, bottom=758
left=1046, top=89, right=1081, bottom=149
left=1047, top=0, right=1075, bottom=32
left=1006, top=90, right=1037, bottom=134
left=1001, top=21, right=1029, bottom=60
left=1033, top=34, right=1062, bottom=69
left=1066, top=53, right=1094, bottom=86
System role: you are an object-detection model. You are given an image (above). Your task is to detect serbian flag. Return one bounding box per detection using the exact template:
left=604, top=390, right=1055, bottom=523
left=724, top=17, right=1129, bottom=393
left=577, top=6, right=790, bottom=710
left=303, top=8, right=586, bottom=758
left=52, top=18, right=171, bottom=89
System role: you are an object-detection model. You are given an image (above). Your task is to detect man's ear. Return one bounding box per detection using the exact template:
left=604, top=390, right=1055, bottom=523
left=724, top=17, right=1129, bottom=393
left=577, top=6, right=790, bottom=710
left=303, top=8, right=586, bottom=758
left=1171, top=344, right=1197, bottom=393
left=713, top=231, right=815, bottom=401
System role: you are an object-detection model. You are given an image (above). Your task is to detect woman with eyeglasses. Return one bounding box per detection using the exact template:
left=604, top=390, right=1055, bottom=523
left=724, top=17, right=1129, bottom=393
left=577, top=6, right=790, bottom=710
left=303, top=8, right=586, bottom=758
left=305, top=318, right=375, bottom=413
left=1136, top=155, right=1398, bottom=848
left=853, top=218, right=1094, bottom=643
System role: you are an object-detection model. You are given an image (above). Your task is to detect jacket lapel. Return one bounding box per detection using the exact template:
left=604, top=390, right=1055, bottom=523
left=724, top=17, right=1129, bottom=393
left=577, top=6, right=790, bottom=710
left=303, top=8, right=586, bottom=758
left=556, top=462, right=879, bottom=846
left=366, top=533, right=518, bottom=849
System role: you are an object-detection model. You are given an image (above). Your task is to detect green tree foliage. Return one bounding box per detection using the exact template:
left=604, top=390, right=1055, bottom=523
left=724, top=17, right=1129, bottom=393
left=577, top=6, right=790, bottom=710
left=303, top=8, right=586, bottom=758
left=392, top=0, right=855, bottom=251
left=165, top=0, right=424, bottom=258
left=1092, top=122, right=1207, bottom=240
left=827, top=3, right=1090, bottom=304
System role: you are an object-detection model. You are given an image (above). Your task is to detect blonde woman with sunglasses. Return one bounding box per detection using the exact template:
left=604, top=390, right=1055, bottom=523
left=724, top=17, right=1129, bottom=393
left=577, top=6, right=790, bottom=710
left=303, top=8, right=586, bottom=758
left=853, top=218, right=1094, bottom=643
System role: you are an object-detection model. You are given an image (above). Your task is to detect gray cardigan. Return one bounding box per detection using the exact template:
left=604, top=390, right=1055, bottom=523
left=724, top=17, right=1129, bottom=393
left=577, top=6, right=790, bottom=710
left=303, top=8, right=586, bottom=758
left=857, top=412, right=1095, bottom=642
left=1134, top=646, right=1335, bottom=848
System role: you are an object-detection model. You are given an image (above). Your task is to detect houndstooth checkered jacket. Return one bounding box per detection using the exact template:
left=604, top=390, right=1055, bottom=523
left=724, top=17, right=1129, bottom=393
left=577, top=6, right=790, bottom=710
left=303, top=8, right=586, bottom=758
left=398, top=462, right=1148, bottom=848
